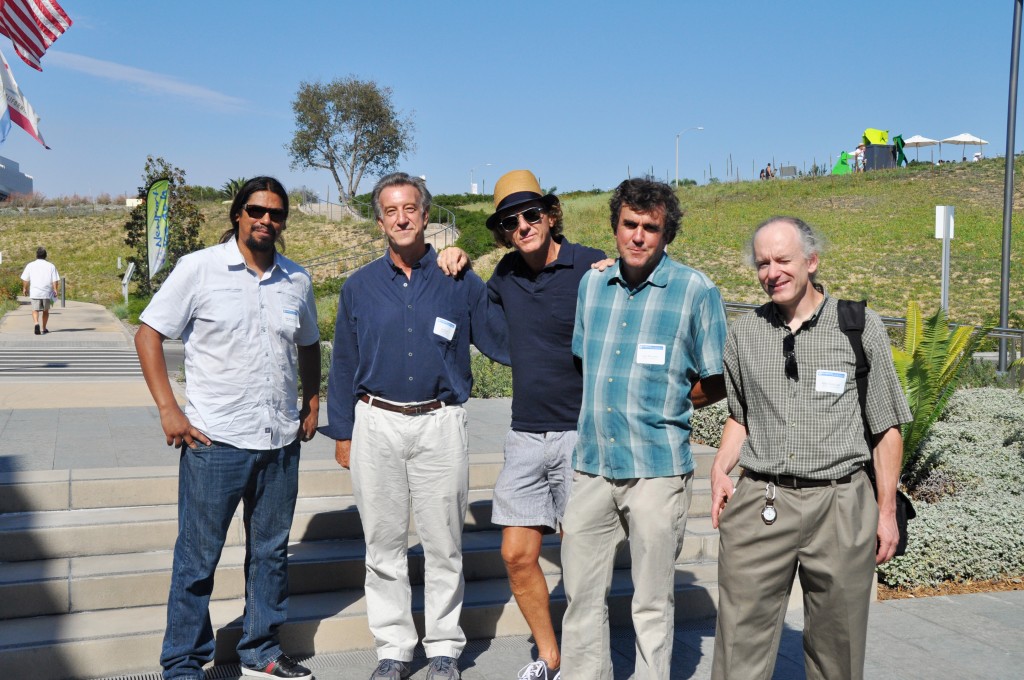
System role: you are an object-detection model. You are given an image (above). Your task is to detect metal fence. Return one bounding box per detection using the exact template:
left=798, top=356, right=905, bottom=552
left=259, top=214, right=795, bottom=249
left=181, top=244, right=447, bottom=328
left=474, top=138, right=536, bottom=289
left=724, top=301, right=1024, bottom=363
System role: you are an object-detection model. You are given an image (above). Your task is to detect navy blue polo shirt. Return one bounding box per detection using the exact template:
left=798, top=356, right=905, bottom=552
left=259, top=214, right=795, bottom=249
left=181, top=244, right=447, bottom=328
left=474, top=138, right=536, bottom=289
left=324, top=245, right=509, bottom=440
left=488, top=238, right=606, bottom=432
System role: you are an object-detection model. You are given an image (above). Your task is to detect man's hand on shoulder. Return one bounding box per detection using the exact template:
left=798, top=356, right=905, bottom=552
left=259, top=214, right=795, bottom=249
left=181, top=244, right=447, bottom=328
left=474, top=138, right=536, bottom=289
left=335, top=439, right=352, bottom=468
left=438, top=247, right=470, bottom=277
left=590, top=257, right=616, bottom=272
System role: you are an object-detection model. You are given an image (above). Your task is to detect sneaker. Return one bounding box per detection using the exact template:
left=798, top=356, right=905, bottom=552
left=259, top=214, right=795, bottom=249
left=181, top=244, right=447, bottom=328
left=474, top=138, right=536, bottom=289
left=518, top=660, right=560, bottom=680
left=369, top=659, right=410, bottom=679
left=42, top=329, right=49, bottom=334
left=425, top=656, right=460, bottom=680
left=34, top=324, right=40, bottom=335
left=241, top=654, right=313, bottom=679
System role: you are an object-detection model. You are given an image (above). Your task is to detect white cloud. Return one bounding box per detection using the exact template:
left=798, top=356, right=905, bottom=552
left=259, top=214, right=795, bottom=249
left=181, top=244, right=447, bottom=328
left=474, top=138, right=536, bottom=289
left=46, top=50, right=248, bottom=112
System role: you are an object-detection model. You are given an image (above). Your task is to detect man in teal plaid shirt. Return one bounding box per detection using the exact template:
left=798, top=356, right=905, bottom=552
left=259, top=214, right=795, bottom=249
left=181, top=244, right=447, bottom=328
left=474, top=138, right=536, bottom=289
left=560, top=178, right=728, bottom=680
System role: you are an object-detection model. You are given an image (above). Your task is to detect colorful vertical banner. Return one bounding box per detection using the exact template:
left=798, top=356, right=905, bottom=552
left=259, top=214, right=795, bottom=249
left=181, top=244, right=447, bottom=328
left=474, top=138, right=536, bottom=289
left=146, top=178, right=170, bottom=279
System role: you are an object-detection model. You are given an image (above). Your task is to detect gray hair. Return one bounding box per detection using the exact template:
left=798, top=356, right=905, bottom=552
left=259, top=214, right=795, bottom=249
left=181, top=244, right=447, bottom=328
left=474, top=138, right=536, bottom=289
left=747, top=216, right=825, bottom=273
left=371, top=172, right=432, bottom=222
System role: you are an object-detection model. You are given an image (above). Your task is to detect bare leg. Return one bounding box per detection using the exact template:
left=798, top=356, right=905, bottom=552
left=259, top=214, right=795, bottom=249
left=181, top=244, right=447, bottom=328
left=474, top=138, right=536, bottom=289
left=41, top=309, right=50, bottom=332
left=502, top=526, right=559, bottom=669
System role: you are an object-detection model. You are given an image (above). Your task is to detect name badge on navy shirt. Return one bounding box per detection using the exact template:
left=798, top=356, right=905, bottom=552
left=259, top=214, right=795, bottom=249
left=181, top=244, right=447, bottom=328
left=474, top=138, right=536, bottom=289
left=815, top=370, right=846, bottom=394
left=433, top=317, right=456, bottom=341
left=636, top=343, right=666, bottom=365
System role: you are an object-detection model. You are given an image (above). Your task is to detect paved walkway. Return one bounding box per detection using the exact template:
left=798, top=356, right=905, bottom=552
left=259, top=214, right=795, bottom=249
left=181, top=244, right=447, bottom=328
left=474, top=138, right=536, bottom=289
left=1, top=300, right=1021, bottom=679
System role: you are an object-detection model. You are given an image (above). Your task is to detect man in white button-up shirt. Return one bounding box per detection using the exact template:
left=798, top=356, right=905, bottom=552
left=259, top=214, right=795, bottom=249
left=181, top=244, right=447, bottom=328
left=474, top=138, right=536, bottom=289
left=136, top=177, right=320, bottom=680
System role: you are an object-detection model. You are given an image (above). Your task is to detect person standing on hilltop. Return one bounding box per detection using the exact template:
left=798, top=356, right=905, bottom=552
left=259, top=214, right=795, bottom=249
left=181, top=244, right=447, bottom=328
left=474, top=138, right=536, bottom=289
left=20, top=247, right=59, bottom=335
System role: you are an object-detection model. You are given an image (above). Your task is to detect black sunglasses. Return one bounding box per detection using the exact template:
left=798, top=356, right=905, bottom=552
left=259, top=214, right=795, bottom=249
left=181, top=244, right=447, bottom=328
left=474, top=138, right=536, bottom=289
left=498, top=207, right=544, bottom=232
left=783, top=334, right=798, bottom=380
left=244, top=204, right=287, bottom=222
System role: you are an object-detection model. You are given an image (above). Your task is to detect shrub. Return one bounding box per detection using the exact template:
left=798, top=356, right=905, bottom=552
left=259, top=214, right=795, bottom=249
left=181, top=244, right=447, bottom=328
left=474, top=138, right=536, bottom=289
left=452, top=206, right=495, bottom=259
left=690, top=400, right=728, bottom=447
left=0, top=271, right=22, bottom=300
left=470, top=353, right=512, bottom=398
left=878, top=388, right=1024, bottom=588
left=892, top=301, right=993, bottom=467
left=316, top=295, right=338, bottom=343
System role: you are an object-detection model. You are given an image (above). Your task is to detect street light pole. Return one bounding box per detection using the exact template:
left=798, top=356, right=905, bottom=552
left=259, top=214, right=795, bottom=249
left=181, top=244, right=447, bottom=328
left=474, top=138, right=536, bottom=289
left=469, top=163, right=493, bottom=194
left=675, top=126, right=704, bottom=187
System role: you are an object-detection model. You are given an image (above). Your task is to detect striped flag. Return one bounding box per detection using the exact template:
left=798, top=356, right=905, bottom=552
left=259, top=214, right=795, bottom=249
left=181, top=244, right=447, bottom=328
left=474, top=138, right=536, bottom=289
left=0, top=0, right=72, bottom=71
left=0, top=46, right=48, bottom=147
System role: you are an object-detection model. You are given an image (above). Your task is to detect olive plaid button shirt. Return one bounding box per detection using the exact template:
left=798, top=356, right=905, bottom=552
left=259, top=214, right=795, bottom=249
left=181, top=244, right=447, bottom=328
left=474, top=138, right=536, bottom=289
left=724, top=294, right=912, bottom=479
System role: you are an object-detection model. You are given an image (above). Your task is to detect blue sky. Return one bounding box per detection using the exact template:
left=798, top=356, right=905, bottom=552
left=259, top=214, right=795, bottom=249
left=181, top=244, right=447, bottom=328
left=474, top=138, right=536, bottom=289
left=0, top=0, right=1020, bottom=198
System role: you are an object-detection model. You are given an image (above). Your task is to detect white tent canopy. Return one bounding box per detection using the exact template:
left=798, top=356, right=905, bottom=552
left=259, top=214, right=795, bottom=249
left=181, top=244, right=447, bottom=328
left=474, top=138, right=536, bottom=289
left=903, top=135, right=939, bottom=161
left=941, top=133, right=989, bottom=161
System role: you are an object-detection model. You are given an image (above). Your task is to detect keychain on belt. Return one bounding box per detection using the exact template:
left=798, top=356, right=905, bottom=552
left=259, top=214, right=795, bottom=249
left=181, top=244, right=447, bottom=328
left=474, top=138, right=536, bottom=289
left=761, top=481, right=777, bottom=525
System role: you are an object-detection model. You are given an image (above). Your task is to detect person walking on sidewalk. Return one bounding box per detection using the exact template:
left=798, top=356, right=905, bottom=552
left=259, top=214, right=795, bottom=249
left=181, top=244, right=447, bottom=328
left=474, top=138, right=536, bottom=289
left=20, top=247, right=59, bottom=335
left=135, top=176, right=321, bottom=680
left=323, top=172, right=509, bottom=680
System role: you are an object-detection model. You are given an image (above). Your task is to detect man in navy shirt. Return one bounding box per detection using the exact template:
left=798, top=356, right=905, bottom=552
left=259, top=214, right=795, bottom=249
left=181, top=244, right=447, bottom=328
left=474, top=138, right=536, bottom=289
left=324, top=173, right=508, bottom=680
left=439, top=170, right=605, bottom=680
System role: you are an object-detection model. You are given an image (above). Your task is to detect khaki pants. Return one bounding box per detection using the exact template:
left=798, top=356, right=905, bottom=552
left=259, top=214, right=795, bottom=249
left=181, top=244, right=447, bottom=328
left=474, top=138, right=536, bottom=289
left=350, top=400, right=469, bottom=662
left=712, top=470, right=878, bottom=680
left=560, top=471, right=693, bottom=680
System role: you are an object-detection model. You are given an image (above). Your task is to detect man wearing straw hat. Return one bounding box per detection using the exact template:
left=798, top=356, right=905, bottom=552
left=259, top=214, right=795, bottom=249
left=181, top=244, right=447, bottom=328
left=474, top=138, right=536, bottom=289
left=440, top=169, right=606, bottom=680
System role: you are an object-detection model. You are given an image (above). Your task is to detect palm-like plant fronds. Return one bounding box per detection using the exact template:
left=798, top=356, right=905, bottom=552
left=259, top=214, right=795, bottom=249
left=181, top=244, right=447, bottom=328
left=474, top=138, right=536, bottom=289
left=892, top=303, right=994, bottom=467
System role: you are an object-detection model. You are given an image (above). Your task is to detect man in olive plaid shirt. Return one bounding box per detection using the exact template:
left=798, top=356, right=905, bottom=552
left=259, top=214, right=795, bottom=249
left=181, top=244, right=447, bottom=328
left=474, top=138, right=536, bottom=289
left=709, top=216, right=911, bottom=680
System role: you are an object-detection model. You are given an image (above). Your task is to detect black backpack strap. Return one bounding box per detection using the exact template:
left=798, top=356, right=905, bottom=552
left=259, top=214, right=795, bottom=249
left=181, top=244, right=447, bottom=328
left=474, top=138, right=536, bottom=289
left=837, top=299, right=870, bottom=448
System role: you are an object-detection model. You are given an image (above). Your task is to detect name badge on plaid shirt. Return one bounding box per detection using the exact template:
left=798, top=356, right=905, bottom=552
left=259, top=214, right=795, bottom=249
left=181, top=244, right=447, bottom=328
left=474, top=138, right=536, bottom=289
left=815, top=370, right=846, bottom=394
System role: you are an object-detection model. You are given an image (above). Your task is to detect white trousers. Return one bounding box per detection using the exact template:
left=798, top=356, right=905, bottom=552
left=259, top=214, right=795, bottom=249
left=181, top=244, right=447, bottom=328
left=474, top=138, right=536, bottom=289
left=560, top=472, right=693, bottom=680
left=350, top=400, right=469, bottom=661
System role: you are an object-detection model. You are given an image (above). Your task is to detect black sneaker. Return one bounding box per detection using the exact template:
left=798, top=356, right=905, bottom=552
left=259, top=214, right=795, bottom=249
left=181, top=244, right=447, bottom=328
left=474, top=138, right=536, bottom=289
left=241, top=654, right=313, bottom=678
left=425, top=656, right=460, bottom=680
left=34, top=324, right=40, bottom=335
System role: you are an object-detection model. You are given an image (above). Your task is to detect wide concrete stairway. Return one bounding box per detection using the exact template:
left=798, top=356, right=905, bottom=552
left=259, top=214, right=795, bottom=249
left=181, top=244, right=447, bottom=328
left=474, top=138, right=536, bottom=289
left=0, top=446, right=754, bottom=680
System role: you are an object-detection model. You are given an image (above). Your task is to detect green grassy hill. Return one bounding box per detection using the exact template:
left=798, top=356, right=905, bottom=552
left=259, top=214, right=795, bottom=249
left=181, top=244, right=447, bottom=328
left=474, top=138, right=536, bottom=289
left=1, top=160, right=1021, bottom=326
left=544, top=159, right=1023, bottom=325
left=0, top=203, right=373, bottom=306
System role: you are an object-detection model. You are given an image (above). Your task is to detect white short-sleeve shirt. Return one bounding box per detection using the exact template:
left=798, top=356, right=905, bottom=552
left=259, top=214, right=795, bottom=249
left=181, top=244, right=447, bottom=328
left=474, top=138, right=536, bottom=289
left=140, top=238, right=319, bottom=449
left=20, top=259, right=59, bottom=299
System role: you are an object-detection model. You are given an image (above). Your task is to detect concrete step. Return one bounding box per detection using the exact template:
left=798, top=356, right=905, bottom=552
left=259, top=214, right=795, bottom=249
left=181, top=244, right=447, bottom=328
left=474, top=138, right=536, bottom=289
left=0, top=476, right=722, bottom=563
left=0, top=446, right=722, bottom=515
left=0, top=563, right=761, bottom=680
left=0, top=515, right=720, bottom=619
left=0, top=456, right=506, bottom=514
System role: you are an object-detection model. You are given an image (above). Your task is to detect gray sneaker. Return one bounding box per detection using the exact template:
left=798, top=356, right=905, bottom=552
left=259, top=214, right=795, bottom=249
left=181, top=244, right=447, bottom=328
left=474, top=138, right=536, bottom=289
left=518, top=660, right=560, bottom=680
left=425, top=656, right=460, bottom=679
left=369, top=659, right=410, bottom=680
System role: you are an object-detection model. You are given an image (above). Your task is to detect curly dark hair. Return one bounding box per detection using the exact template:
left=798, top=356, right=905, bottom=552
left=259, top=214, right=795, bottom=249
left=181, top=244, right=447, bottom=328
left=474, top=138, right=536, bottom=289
left=609, top=178, right=682, bottom=244
left=487, top=199, right=563, bottom=248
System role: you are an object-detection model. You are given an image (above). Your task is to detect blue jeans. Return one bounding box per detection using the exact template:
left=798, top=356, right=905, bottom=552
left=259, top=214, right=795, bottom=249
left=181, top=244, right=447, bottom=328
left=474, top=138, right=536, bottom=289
left=160, top=440, right=301, bottom=679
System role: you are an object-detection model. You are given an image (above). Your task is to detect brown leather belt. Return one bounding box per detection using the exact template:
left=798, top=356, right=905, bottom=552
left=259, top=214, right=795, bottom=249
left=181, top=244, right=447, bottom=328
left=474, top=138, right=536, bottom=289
left=359, top=393, right=443, bottom=416
left=743, top=469, right=855, bottom=489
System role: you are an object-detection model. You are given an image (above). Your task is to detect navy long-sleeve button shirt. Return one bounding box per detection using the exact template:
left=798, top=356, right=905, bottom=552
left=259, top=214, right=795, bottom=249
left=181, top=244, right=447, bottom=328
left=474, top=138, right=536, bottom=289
left=324, top=245, right=510, bottom=441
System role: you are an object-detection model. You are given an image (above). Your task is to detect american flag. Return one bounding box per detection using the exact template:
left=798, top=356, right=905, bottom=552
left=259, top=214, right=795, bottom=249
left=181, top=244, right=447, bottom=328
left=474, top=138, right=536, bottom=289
left=0, top=0, right=72, bottom=71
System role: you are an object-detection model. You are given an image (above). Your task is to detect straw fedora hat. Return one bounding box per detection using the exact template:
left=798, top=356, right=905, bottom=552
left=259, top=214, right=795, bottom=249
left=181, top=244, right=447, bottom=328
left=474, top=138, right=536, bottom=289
left=486, top=170, right=559, bottom=229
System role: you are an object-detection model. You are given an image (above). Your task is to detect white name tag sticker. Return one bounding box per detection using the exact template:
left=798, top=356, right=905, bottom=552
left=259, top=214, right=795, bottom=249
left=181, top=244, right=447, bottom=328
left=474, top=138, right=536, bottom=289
left=815, top=370, right=847, bottom=394
left=283, top=309, right=299, bottom=328
left=433, top=317, right=456, bottom=341
left=636, top=343, right=666, bottom=365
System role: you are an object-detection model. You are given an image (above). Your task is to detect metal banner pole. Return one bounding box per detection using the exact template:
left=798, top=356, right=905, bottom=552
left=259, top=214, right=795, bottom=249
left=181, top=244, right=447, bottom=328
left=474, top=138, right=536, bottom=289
left=998, top=0, right=1022, bottom=370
